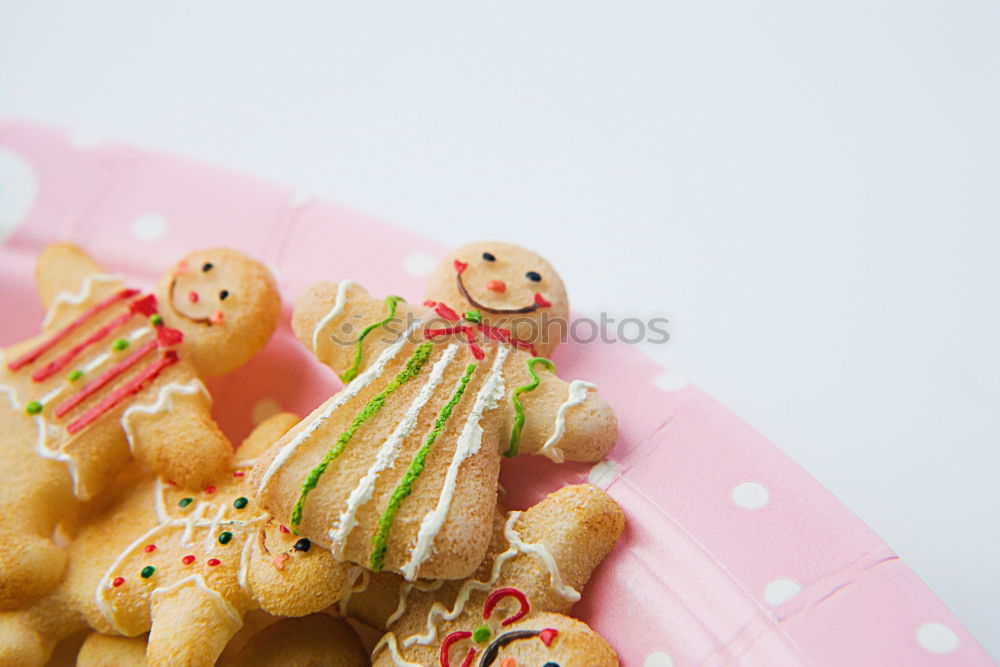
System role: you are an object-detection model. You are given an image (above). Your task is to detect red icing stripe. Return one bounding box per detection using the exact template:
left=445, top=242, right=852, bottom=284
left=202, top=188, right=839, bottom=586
left=66, top=350, right=180, bottom=434
left=464, top=326, right=485, bottom=360
left=483, top=587, right=530, bottom=626
left=55, top=339, right=158, bottom=418
left=440, top=631, right=475, bottom=667
left=32, top=310, right=132, bottom=382
left=434, top=302, right=460, bottom=321
left=478, top=324, right=537, bottom=356
left=7, top=288, right=139, bottom=371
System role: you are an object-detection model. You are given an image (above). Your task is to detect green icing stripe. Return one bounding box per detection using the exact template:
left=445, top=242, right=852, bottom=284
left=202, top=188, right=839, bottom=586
left=504, top=357, right=556, bottom=458
left=369, top=362, right=477, bottom=572
left=290, top=341, right=434, bottom=532
left=340, top=295, right=405, bottom=383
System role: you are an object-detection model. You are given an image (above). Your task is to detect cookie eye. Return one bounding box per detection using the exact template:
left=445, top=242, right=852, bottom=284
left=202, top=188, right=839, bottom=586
left=482, top=252, right=496, bottom=262
left=202, top=262, right=213, bottom=272
left=219, top=290, right=230, bottom=301
left=526, top=271, right=542, bottom=282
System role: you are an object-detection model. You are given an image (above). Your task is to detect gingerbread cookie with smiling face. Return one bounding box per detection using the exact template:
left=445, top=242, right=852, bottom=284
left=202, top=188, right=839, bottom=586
left=0, top=413, right=359, bottom=667
left=361, top=484, right=623, bottom=667
left=0, top=243, right=280, bottom=609
left=251, top=242, right=617, bottom=584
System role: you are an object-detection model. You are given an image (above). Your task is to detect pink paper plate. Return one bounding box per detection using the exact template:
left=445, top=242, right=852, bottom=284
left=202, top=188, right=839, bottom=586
left=0, top=121, right=992, bottom=667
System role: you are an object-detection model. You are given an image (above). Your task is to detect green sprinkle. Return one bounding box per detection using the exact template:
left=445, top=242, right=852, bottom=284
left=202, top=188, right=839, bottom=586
left=233, top=497, right=248, bottom=510
left=25, top=401, right=43, bottom=416
left=140, top=566, right=155, bottom=579
left=339, top=295, right=405, bottom=383
left=218, top=531, right=233, bottom=544
left=112, top=338, right=130, bottom=351
left=292, top=342, right=433, bottom=532
left=178, top=497, right=193, bottom=508
left=68, top=369, right=84, bottom=383
left=150, top=314, right=163, bottom=326
left=505, top=357, right=556, bottom=457
left=370, top=362, right=476, bottom=571
left=473, top=624, right=491, bottom=644
left=464, top=309, right=482, bottom=324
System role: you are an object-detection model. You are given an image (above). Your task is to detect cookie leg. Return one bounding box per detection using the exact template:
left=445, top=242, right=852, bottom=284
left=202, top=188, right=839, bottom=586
left=146, top=582, right=243, bottom=667
left=77, top=633, right=148, bottom=667
left=0, top=585, right=85, bottom=667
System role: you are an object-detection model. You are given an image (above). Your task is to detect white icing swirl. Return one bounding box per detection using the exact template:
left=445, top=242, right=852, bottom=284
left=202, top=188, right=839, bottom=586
left=311, top=279, right=358, bottom=354
left=41, top=273, right=122, bottom=328
left=538, top=380, right=597, bottom=463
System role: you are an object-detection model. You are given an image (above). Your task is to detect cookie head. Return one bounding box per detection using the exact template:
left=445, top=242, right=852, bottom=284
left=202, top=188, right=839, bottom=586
left=157, top=248, right=281, bottom=376
left=425, top=242, right=568, bottom=357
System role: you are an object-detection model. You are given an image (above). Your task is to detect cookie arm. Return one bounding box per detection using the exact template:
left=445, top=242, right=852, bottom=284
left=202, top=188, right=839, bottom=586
left=510, top=361, right=617, bottom=463
left=34, top=242, right=105, bottom=310
left=292, top=280, right=425, bottom=381
left=126, top=391, right=232, bottom=489
left=146, top=580, right=243, bottom=667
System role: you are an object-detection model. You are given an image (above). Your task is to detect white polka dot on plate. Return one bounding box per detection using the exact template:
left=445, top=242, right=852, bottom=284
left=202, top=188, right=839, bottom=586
left=403, top=252, right=437, bottom=277
left=644, top=651, right=673, bottom=667
left=0, top=146, right=38, bottom=243
left=70, top=130, right=104, bottom=149
left=653, top=370, right=688, bottom=392
left=130, top=213, right=169, bottom=242
left=916, top=622, right=959, bottom=654
left=765, top=578, right=801, bottom=606
left=732, top=481, right=769, bottom=509
left=587, top=459, right=619, bottom=489
left=252, top=398, right=282, bottom=425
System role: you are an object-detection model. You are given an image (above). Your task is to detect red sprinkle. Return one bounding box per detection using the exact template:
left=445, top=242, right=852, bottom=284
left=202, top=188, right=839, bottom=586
left=182, top=554, right=196, bottom=565
left=144, top=544, right=157, bottom=553
left=279, top=525, right=290, bottom=534
left=273, top=553, right=289, bottom=571
left=207, top=558, right=221, bottom=567
left=233, top=471, right=245, bottom=478
left=112, top=577, right=125, bottom=587
left=167, top=480, right=177, bottom=487
left=204, top=485, right=216, bottom=494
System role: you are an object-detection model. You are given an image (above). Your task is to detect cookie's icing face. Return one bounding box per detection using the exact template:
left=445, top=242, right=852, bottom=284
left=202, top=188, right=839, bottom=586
left=424, top=242, right=569, bottom=357
left=157, top=248, right=281, bottom=376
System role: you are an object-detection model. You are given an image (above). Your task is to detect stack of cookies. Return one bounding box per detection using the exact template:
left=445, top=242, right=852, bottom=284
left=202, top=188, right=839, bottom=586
left=0, top=241, right=623, bottom=667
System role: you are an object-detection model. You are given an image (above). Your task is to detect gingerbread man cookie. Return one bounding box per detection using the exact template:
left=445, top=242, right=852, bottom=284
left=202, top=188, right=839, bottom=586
left=0, top=243, right=280, bottom=608
left=359, top=484, right=623, bottom=666
left=0, top=413, right=357, bottom=667
left=252, top=242, right=617, bottom=583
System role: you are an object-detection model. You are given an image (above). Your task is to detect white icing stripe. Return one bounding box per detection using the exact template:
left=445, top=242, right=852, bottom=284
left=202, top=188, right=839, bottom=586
left=311, top=279, right=358, bottom=353
left=150, top=574, right=244, bottom=629
left=538, top=380, right=598, bottom=463
left=237, top=534, right=256, bottom=593
left=121, top=378, right=209, bottom=453
left=372, top=633, right=422, bottom=667
left=258, top=319, right=422, bottom=497
left=204, top=503, right=227, bottom=551
left=336, top=567, right=369, bottom=617
left=386, top=579, right=444, bottom=627
left=402, top=510, right=580, bottom=648
left=328, top=344, right=459, bottom=553
left=401, top=345, right=509, bottom=581
left=41, top=273, right=122, bottom=328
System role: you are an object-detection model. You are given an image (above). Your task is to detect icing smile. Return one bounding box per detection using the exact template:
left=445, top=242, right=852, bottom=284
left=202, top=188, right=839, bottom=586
left=454, top=261, right=552, bottom=315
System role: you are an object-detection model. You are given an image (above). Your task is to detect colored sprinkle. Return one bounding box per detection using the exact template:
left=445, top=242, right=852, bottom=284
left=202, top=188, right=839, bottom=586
left=112, top=577, right=125, bottom=588
left=167, top=480, right=177, bottom=486
left=144, top=544, right=156, bottom=553
left=370, top=362, right=476, bottom=571
left=140, top=566, right=155, bottom=579
left=150, top=314, right=163, bottom=326
left=279, top=525, right=290, bottom=534
left=218, top=531, right=233, bottom=545
left=68, top=369, right=84, bottom=382
left=506, top=357, right=556, bottom=457
left=182, top=554, right=196, bottom=565
left=233, top=470, right=245, bottom=478
left=273, top=553, right=289, bottom=571
left=204, top=485, right=216, bottom=494
left=25, top=401, right=42, bottom=415
left=464, top=309, right=482, bottom=324
left=473, top=624, right=491, bottom=644
left=339, top=295, right=405, bottom=382
left=292, top=342, right=434, bottom=532
left=112, top=338, right=130, bottom=351
left=207, top=558, right=220, bottom=567
left=293, top=538, right=311, bottom=552
left=233, top=497, right=248, bottom=509
left=178, top=497, right=193, bottom=508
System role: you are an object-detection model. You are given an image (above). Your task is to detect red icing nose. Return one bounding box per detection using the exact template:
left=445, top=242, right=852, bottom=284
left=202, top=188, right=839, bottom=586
left=487, top=279, right=506, bottom=293
left=188, top=291, right=199, bottom=304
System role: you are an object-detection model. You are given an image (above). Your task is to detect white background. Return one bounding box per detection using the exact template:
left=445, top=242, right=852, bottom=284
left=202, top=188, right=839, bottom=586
left=2, top=1, right=997, bottom=657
